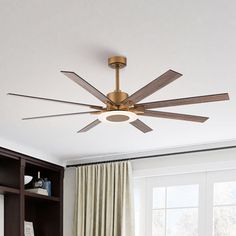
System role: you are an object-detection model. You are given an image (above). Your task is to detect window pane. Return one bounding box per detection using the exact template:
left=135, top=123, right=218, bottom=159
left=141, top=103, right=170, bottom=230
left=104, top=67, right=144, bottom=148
left=167, top=185, right=199, bottom=208
left=153, top=187, right=165, bottom=209
left=166, top=208, right=198, bottom=236
left=214, top=182, right=236, bottom=205
left=214, top=206, right=236, bottom=236
left=152, top=209, right=165, bottom=236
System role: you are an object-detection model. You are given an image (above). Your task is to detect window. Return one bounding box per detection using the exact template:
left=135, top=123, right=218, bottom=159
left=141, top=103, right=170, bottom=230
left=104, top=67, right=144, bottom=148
left=134, top=170, right=236, bottom=236
left=152, top=185, right=199, bottom=236
left=213, top=181, right=236, bottom=235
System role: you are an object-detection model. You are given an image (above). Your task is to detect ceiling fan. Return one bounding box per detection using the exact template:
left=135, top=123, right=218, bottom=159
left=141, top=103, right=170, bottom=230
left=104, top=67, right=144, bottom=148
left=8, top=56, right=229, bottom=133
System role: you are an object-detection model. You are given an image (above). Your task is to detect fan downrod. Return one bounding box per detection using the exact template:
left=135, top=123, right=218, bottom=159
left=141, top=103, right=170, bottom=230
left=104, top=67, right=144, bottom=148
left=107, top=56, right=128, bottom=105
left=108, top=56, right=126, bottom=92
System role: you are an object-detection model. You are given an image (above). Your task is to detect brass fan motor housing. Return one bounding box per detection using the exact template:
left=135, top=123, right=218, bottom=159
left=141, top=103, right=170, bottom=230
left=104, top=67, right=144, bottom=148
left=108, top=56, right=127, bottom=69
left=107, top=91, right=128, bottom=105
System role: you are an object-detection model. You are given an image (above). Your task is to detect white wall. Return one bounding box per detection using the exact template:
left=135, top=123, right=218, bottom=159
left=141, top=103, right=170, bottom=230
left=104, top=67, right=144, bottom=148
left=132, top=148, right=236, bottom=177
left=0, top=195, right=3, bottom=236
left=63, top=147, right=236, bottom=234
left=64, top=167, right=76, bottom=236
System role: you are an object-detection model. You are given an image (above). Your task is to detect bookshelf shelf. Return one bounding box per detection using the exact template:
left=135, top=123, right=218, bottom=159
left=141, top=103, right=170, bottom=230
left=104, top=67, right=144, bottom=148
left=24, top=191, right=60, bottom=202
left=0, top=185, right=20, bottom=195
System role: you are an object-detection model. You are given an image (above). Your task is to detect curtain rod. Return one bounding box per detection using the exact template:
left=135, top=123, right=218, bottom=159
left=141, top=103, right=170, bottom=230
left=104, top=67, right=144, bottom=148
left=66, top=144, right=236, bottom=168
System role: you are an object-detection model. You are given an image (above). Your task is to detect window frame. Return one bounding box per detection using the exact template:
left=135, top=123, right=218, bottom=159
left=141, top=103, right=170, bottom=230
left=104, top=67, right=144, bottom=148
left=134, top=169, right=236, bottom=236
left=145, top=173, right=206, bottom=236
left=206, top=170, right=236, bottom=235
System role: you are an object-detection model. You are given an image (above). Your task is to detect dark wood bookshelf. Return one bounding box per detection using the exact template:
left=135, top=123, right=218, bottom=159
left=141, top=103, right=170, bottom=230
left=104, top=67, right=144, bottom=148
left=0, top=146, right=64, bottom=236
left=0, top=185, right=20, bottom=195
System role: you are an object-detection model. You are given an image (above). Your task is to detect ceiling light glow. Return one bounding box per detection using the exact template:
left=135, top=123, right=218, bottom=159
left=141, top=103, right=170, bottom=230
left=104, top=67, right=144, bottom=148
left=98, top=111, right=138, bottom=124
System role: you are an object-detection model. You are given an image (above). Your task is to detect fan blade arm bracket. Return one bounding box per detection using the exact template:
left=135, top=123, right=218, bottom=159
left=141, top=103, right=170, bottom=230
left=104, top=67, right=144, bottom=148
left=120, top=99, right=135, bottom=107
left=90, top=110, right=103, bottom=115
left=130, top=106, right=145, bottom=114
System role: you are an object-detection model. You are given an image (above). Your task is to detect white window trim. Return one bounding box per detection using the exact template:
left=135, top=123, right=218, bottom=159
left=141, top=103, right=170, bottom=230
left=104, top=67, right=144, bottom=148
left=132, top=147, right=236, bottom=179
left=134, top=169, right=236, bottom=236
left=206, top=170, right=236, bottom=235
left=133, top=159, right=236, bottom=179
left=146, top=173, right=206, bottom=236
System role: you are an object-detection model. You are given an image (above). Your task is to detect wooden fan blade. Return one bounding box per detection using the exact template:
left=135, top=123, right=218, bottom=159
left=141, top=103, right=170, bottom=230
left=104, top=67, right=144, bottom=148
left=77, top=119, right=101, bottom=133
left=136, top=93, right=230, bottom=109
left=139, top=110, right=208, bottom=122
left=7, top=93, right=103, bottom=110
left=22, top=111, right=99, bottom=120
left=130, top=119, right=153, bottom=133
left=122, top=70, right=182, bottom=105
left=61, top=71, right=115, bottom=105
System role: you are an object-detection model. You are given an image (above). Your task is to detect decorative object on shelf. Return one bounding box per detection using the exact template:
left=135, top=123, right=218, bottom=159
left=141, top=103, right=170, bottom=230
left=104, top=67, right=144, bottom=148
left=26, top=188, right=48, bottom=196
left=32, top=171, right=44, bottom=188
left=24, top=221, right=34, bottom=236
left=43, top=178, right=52, bottom=196
left=24, top=175, right=33, bottom=185
left=8, top=56, right=230, bottom=133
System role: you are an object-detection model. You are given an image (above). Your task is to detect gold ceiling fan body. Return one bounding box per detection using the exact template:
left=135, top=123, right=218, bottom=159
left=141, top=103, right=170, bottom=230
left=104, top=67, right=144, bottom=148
left=8, top=56, right=230, bottom=133
left=106, top=56, right=138, bottom=111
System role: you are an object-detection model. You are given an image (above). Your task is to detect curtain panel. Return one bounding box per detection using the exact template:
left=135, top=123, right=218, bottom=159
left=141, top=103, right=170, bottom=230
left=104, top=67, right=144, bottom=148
left=73, top=161, right=134, bottom=236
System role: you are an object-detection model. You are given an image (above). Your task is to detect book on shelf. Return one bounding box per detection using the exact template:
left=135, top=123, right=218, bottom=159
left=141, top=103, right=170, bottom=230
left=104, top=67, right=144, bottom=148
left=26, top=188, right=48, bottom=196
left=24, top=221, right=34, bottom=236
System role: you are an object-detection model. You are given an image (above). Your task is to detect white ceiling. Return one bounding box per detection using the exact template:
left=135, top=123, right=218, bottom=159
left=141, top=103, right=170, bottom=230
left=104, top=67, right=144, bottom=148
left=1, top=0, right=236, bottom=165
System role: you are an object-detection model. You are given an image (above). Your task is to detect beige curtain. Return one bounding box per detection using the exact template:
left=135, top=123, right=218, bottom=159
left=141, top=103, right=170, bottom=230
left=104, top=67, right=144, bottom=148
left=73, top=161, right=134, bottom=236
